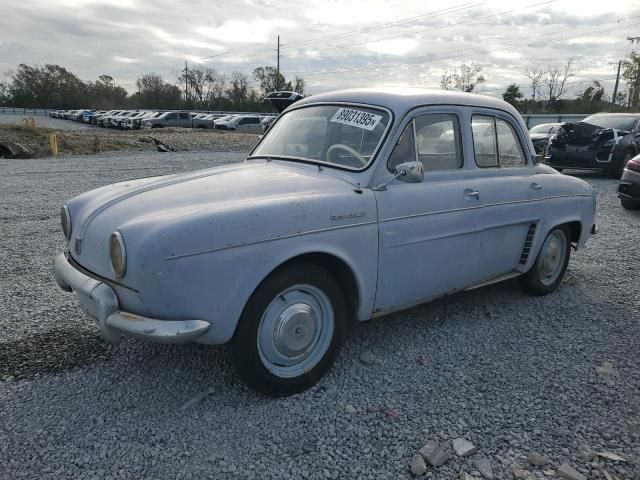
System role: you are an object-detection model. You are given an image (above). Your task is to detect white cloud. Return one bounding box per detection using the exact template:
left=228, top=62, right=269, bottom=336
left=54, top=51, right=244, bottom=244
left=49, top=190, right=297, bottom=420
left=366, top=38, right=418, bottom=56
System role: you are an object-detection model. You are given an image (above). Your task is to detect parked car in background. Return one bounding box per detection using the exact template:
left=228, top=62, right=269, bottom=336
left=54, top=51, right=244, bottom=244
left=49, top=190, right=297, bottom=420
left=617, top=152, right=640, bottom=210
left=122, top=111, right=153, bottom=130
left=54, top=88, right=597, bottom=396
left=261, top=115, right=277, bottom=133
left=107, top=111, right=132, bottom=128
left=141, top=111, right=192, bottom=128
left=192, top=113, right=216, bottom=129
left=545, top=113, right=640, bottom=178
left=215, top=114, right=262, bottom=133
left=529, top=123, right=561, bottom=156
left=96, top=110, right=123, bottom=127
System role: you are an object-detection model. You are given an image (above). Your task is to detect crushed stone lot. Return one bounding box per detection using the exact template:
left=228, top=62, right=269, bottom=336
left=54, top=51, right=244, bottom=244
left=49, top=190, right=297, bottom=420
left=1, top=152, right=639, bottom=480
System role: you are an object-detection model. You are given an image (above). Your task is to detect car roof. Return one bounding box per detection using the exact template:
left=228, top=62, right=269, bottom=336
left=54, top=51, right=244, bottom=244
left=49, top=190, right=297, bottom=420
left=293, top=87, right=520, bottom=119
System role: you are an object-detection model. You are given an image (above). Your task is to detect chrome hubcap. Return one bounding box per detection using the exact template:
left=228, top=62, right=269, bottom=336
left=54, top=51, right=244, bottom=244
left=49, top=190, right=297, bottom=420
left=538, top=230, right=567, bottom=286
left=258, top=285, right=334, bottom=378
left=273, top=303, right=317, bottom=357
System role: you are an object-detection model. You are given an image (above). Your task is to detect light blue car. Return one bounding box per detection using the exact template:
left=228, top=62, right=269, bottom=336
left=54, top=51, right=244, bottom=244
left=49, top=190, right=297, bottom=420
left=53, top=88, right=597, bottom=395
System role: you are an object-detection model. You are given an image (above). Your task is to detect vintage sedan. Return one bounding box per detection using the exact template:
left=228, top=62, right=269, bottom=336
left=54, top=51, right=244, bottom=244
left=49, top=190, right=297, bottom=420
left=53, top=88, right=597, bottom=396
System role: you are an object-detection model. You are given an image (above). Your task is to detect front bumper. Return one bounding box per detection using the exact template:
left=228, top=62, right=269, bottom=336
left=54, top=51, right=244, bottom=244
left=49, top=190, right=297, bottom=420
left=53, top=254, right=210, bottom=345
left=617, top=168, right=640, bottom=200
left=546, top=146, right=622, bottom=170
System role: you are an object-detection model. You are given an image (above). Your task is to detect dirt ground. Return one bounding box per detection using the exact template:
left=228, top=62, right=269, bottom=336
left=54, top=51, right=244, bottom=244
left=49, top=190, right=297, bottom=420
left=0, top=124, right=260, bottom=157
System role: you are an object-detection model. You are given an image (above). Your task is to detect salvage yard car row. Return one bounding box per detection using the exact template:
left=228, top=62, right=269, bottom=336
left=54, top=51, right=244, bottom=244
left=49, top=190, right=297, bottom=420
left=49, top=108, right=274, bottom=132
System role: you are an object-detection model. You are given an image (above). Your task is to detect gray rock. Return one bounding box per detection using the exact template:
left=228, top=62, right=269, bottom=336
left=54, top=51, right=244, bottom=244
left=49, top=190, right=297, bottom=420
left=595, top=361, right=619, bottom=385
left=526, top=452, right=548, bottom=467
left=557, top=463, right=586, bottom=480
left=344, top=404, right=357, bottom=414
left=513, top=469, right=532, bottom=479
left=410, top=454, right=427, bottom=476
left=359, top=350, right=376, bottom=365
left=473, top=458, right=494, bottom=479
left=460, top=473, right=475, bottom=480
left=419, top=441, right=449, bottom=467
left=452, top=438, right=478, bottom=457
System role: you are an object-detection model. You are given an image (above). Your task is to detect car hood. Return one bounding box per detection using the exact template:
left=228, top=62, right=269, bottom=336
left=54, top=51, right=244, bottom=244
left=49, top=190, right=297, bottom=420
left=66, top=160, right=369, bottom=279
left=551, top=121, right=630, bottom=150
left=529, top=133, right=550, bottom=141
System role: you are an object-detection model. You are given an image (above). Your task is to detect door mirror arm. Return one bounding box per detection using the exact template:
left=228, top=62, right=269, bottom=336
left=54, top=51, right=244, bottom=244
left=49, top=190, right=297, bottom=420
left=374, top=161, right=424, bottom=191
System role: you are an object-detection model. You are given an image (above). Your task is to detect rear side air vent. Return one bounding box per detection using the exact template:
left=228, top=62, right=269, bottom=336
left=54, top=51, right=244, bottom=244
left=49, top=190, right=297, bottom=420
left=519, top=223, right=537, bottom=265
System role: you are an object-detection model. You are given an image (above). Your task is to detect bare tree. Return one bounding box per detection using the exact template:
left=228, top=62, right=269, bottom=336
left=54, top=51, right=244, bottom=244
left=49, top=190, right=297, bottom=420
left=440, top=63, right=486, bottom=92
left=543, top=60, right=574, bottom=104
left=523, top=66, right=544, bottom=101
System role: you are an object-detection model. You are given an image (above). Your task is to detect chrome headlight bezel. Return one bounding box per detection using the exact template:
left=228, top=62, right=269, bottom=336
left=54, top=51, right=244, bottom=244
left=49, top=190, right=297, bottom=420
left=61, top=205, right=72, bottom=240
left=109, top=231, right=127, bottom=278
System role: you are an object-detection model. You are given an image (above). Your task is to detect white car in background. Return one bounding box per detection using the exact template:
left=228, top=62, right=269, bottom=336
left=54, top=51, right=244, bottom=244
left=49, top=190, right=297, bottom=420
left=215, top=115, right=262, bottom=133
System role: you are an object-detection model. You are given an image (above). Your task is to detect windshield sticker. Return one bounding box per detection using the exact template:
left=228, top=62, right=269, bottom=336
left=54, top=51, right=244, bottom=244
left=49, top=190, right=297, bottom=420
left=330, top=108, right=383, bottom=131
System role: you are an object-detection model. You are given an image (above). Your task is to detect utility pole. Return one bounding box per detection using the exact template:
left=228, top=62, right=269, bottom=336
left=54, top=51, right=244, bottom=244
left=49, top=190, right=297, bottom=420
left=610, top=61, right=622, bottom=105
left=276, top=35, right=281, bottom=89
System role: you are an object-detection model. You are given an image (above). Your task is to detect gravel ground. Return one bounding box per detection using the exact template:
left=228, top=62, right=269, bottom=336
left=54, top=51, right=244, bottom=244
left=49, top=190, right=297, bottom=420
left=1, top=154, right=639, bottom=480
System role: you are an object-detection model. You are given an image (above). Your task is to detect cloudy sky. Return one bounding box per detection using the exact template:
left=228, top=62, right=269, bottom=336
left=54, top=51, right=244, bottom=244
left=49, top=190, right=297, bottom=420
left=1, top=0, right=639, bottom=98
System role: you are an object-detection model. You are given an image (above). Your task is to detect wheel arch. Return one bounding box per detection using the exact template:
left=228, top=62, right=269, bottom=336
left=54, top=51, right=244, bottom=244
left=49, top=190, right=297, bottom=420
left=251, top=251, right=361, bottom=322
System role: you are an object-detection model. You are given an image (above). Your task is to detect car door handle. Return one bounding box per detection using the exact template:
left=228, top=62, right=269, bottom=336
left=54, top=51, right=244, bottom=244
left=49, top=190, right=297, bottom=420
left=530, top=183, right=543, bottom=190
left=463, top=189, right=480, bottom=199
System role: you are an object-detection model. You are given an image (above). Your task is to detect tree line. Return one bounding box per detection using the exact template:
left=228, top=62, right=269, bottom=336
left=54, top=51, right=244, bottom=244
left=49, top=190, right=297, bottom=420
left=0, top=63, right=305, bottom=112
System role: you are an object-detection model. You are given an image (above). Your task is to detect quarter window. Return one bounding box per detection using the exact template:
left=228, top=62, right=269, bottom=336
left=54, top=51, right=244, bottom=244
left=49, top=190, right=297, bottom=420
left=388, top=123, right=416, bottom=171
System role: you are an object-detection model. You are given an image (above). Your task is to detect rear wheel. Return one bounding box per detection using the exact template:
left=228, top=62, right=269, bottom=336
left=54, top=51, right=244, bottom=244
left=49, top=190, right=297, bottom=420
left=231, top=264, right=347, bottom=396
left=520, top=225, right=571, bottom=296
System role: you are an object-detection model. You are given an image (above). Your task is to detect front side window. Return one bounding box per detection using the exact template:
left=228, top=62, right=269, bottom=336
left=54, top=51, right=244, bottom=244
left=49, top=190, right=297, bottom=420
left=250, top=105, right=390, bottom=170
left=166, top=113, right=177, bottom=120
left=388, top=123, right=416, bottom=171
left=414, top=113, right=462, bottom=171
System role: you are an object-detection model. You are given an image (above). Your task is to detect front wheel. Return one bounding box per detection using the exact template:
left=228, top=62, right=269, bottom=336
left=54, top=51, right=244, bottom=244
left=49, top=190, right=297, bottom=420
left=231, top=264, right=347, bottom=396
left=520, top=225, right=571, bottom=296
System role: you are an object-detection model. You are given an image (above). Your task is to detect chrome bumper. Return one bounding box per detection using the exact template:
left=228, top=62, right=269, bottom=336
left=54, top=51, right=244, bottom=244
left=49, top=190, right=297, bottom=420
left=53, top=254, right=210, bottom=345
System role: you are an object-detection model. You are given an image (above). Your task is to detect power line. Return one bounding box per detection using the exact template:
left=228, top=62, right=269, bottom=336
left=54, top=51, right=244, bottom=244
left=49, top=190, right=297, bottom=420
left=287, top=16, right=640, bottom=77
left=280, top=2, right=481, bottom=48
left=287, top=0, right=556, bottom=56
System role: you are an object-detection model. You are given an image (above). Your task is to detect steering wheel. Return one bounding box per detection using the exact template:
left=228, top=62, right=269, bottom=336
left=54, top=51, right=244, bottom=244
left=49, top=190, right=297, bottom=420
left=326, top=144, right=367, bottom=166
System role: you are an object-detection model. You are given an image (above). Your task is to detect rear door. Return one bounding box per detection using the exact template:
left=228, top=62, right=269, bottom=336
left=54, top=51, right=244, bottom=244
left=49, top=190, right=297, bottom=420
left=470, top=112, right=539, bottom=279
left=178, top=112, right=192, bottom=127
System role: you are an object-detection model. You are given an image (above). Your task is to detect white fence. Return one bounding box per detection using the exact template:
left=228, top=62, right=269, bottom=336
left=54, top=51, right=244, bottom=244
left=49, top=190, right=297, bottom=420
left=521, top=114, right=588, bottom=128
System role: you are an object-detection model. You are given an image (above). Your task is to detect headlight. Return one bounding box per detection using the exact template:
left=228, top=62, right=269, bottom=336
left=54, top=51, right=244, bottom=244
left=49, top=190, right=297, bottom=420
left=109, top=231, right=127, bottom=278
left=60, top=205, right=71, bottom=240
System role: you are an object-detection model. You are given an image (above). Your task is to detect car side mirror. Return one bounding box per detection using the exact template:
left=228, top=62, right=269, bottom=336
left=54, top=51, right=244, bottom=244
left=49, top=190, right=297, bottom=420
left=394, top=161, right=424, bottom=183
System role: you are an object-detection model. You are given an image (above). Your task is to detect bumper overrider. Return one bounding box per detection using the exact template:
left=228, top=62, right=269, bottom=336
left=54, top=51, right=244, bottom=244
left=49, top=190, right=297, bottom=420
left=53, top=253, right=210, bottom=345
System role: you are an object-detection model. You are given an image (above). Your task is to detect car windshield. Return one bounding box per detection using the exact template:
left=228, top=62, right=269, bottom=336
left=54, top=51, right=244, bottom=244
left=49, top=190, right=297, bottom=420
left=582, top=115, right=637, bottom=131
left=249, top=104, right=390, bottom=169
left=529, top=124, right=558, bottom=134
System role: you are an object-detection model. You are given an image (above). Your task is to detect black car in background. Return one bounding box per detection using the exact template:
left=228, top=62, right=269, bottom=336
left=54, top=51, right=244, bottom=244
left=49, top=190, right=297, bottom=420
left=545, top=113, right=640, bottom=178
left=617, top=153, right=640, bottom=210
left=529, top=122, right=561, bottom=156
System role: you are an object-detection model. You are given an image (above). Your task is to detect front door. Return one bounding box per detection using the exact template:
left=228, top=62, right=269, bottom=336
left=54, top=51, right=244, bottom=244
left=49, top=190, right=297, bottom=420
left=374, top=110, right=485, bottom=314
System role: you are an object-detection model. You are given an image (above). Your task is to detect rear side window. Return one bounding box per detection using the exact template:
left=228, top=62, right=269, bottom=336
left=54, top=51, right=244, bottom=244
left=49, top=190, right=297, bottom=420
left=178, top=113, right=190, bottom=120
left=496, top=118, right=526, bottom=167
left=472, top=115, right=526, bottom=168
left=472, top=115, right=498, bottom=167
